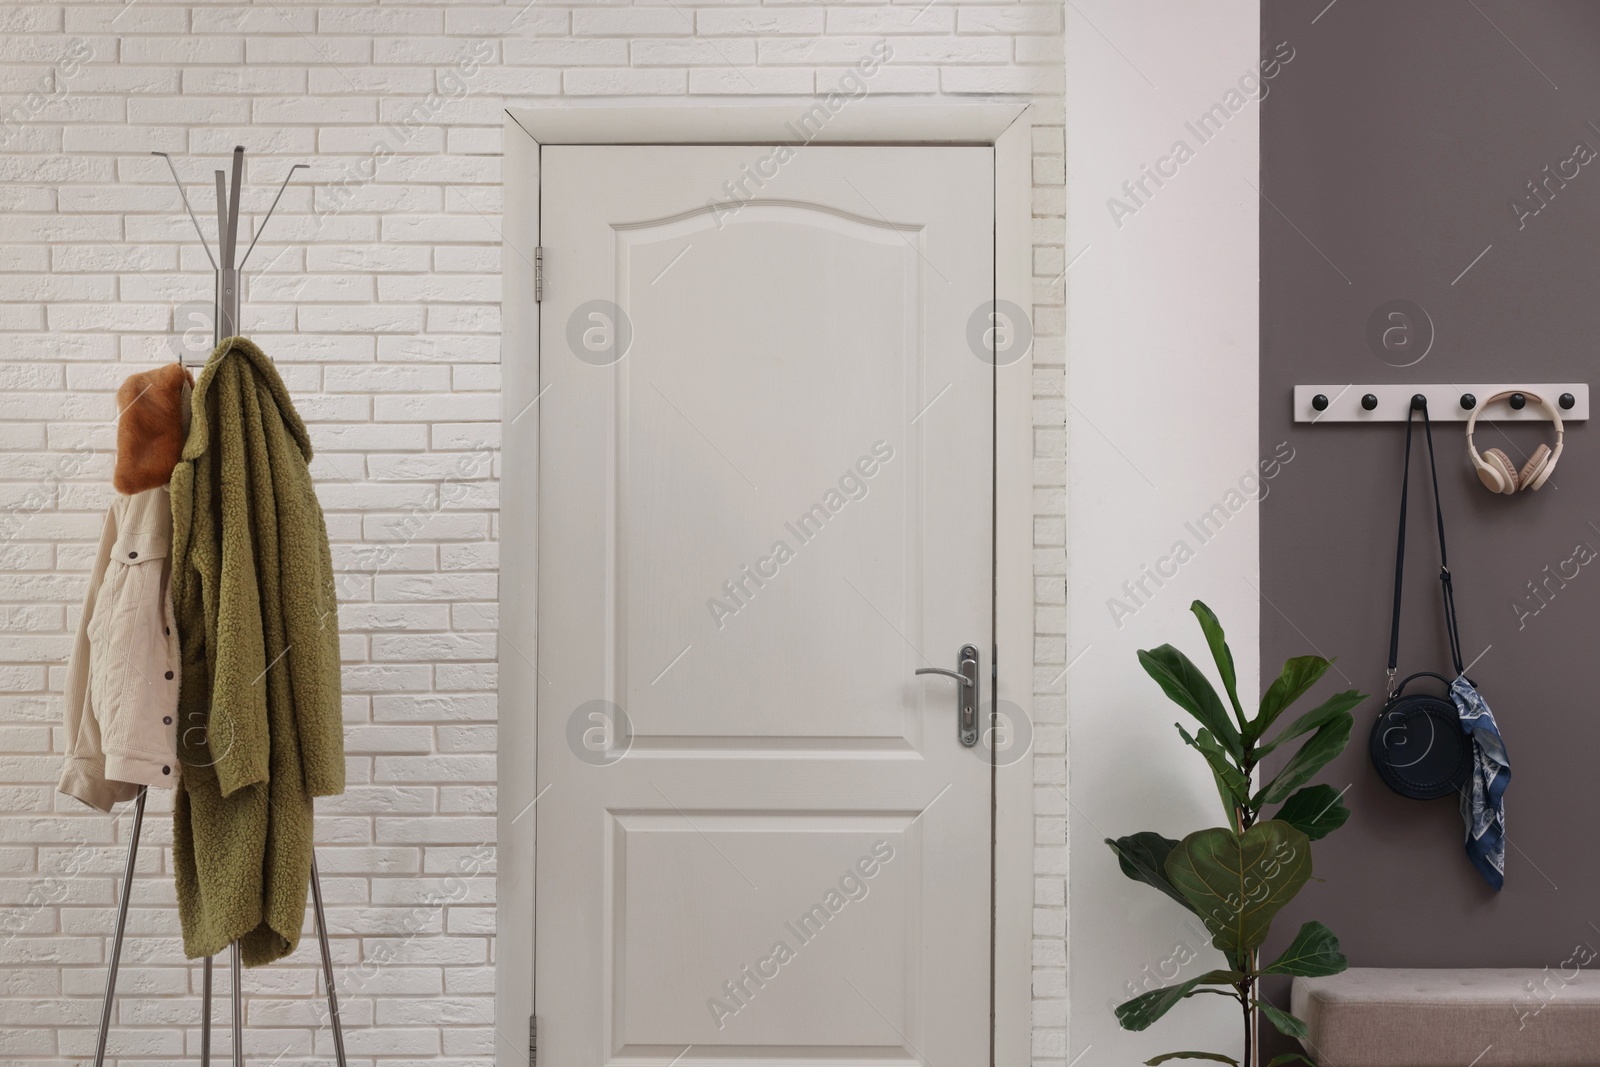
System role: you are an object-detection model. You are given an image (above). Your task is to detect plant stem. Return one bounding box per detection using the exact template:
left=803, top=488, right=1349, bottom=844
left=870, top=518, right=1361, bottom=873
left=1243, top=951, right=1263, bottom=1067
left=1235, top=718, right=1263, bottom=1063
left=1241, top=754, right=1258, bottom=1062
left=1241, top=971, right=1255, bottom=1067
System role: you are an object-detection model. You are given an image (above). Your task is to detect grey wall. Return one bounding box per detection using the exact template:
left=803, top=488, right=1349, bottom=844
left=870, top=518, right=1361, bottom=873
left=1261, top=0, right=1600, bottom=1048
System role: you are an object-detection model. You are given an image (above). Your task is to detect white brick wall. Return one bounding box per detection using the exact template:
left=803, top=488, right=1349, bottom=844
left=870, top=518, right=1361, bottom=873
left=0, top=3, right=1064, bottom=1063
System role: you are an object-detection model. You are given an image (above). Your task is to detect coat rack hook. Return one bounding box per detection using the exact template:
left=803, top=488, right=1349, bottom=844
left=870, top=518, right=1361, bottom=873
left=213, top=170, right=230, bottom=268
left=151, top=152, right=217, bottom=270
left=1362, top=393, right=1378, bottom=411
left=223, top=145, right=244, bottom=271
left=240, top=163, right=309, bottom=270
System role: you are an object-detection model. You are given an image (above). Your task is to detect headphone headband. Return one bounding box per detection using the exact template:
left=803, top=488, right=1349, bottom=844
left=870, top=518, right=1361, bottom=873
left=1465, top=389, right=1564, bottom=455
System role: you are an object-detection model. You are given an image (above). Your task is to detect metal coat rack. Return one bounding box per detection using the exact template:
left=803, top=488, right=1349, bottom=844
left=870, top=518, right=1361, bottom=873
left=91, top=147, right=346, bottom=1067
left=154, top=144, right=306, bottom=359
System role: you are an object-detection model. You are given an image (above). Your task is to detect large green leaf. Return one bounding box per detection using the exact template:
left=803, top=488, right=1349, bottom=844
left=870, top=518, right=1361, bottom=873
left=1165, top=821, right=1312, bottom=955
left=1252, top=655, right=1332, bottom=741
left=1138, top=644, right=1243, bottom=761
left=1274, top=785, right=1351, bottom=841
left=1190, top=601, right=1247, bottom=734
left=1257, top=689, right=1365, bottom=758
left=1177, top=724, right=1249, bottom=819
left=1258, top=1002, right=1309, bottom=1040
left=1106, top=833, right=1195, bottom=913
left=1256, top=713, right=1354, bottom=806
left=1114, top=969, right=1242, bottom=1031
left=1262, top=921, right=1348, bottom=977
left=1148, top=1053, right=1240, bottom=1066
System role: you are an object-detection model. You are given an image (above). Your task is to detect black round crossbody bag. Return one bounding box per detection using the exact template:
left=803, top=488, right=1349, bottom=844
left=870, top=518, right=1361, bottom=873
left=1369, top=399, right=1474, bottom=800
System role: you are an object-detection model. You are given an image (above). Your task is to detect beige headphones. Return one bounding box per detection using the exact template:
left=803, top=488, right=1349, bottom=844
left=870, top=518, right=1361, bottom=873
left=1466, top=390, right=1564, bottom=494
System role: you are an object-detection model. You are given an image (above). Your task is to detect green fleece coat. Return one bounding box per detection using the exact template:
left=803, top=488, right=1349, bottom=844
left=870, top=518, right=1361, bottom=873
left=169, top=336, right=344, bottom=966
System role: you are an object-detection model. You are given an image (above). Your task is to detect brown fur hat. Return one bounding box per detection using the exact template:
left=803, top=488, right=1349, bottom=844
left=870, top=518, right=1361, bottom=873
left=114, top=363, right=192, bottom=495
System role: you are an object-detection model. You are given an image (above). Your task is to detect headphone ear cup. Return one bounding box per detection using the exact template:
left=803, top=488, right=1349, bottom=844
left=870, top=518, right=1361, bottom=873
left=1479, top=447, right=1519, bottom=494
left=1519, top=443, right=1554, bottom=491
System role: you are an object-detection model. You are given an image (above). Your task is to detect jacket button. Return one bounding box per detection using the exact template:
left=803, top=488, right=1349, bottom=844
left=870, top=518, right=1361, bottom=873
left=165, top=671, right=174, bottom=680
left=128, top=551, right=138, bottom=559
left=162, top=766, right=171, bottom=775
left=163, top=716, right=172, bottom=725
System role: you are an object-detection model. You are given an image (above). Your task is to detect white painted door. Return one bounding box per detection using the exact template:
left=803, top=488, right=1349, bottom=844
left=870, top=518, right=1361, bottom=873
left=536, top=145, right=994, bottom=1066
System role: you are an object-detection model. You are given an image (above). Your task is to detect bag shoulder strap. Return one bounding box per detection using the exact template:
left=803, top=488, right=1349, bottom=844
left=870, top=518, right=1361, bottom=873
left=1387, top=399, right=1465, bottom=694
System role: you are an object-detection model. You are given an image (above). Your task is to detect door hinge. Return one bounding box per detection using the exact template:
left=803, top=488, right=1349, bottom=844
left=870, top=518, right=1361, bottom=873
left=534, top=247, right=543, bottom=303
left=529, top=1013, right=538, bottom=1066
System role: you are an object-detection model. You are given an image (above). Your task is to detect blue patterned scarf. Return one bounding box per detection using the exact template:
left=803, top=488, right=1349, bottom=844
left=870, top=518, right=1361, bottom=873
left=1449, top=677, right=1510, bottom=891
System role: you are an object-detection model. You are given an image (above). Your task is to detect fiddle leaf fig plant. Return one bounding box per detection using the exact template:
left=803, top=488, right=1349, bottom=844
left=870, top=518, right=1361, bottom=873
left=1107, top=601, right=1366, bottom=1067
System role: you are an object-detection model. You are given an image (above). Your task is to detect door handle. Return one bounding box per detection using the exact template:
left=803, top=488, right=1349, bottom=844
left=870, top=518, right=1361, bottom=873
left=915, top=645, right=980, bottom=747
left=914, top=667, right=972, bottom=686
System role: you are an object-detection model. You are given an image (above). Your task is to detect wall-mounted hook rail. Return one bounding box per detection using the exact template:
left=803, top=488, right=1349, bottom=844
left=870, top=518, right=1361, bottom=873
left=1295, top=384, right=1588, bottom=423
left=153, top=146, right=307, bottom=363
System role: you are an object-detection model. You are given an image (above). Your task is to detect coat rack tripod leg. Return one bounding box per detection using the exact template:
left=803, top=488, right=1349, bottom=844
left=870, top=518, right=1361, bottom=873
left=230, top=942, right=243, bottom=1067
left=193, top=855, right=345, bottom=1067
left=197, top=946, right=240, bottom=1067
left=202, top=955, right=213, bottom=1065
left=310, top=853, right=349, bottom=1067
left=92, top=786, right=147, bottom=1067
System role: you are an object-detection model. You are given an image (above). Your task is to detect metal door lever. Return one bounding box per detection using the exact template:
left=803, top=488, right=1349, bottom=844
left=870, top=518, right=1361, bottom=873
left=914, top=667, right=972, bottom=686
left=915, top=645, right=980, bottom=747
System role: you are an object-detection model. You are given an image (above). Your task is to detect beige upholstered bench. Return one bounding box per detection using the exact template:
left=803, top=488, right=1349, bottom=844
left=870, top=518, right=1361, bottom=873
left=1293, top=968, right=1600, bottom=1066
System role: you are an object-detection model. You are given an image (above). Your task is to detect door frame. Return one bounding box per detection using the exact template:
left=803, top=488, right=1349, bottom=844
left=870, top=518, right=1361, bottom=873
left=497, top=99, right=1037, bottom=1067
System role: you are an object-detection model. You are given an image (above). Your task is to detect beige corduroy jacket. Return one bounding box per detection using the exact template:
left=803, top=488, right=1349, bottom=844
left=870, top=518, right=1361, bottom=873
left=57, top=485, right=183, bottom=811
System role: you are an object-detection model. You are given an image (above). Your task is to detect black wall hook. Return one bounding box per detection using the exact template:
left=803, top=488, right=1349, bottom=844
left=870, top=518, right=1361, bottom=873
left=1362, top=393, right=1378, bottom=411
left=1311, top=394, right=1329, bottom=411
left=1561, top=392, right=1576, bottom=410
left=1460, top=393, right=1477, bottom=410
left=1510, top=392, right=1527, bottom=410
left=1410, top=393, right=1427, bottom=410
